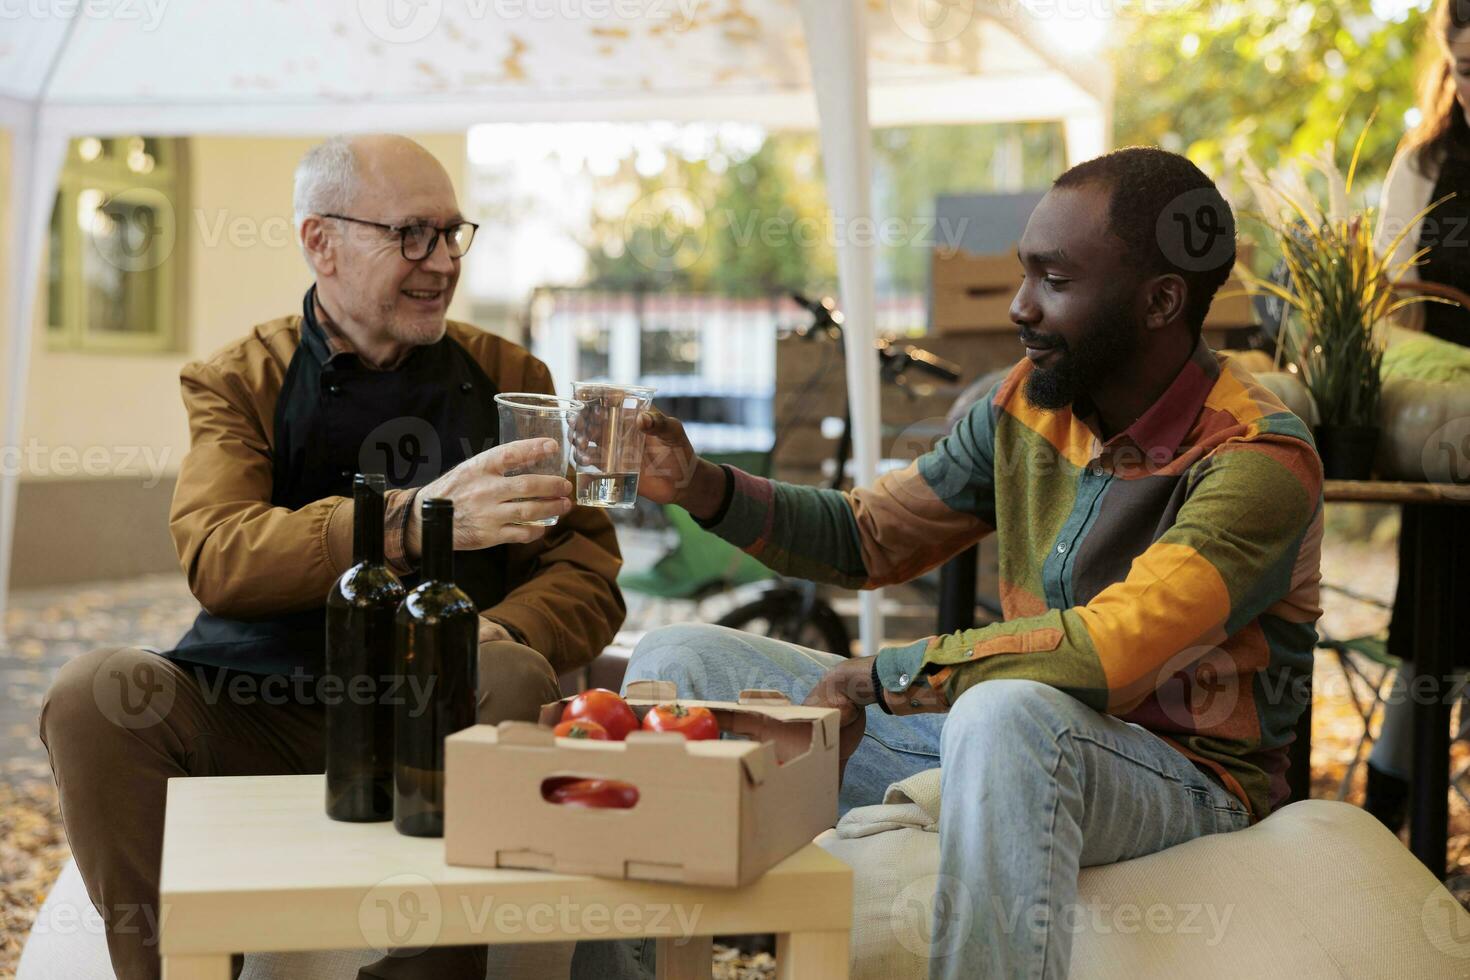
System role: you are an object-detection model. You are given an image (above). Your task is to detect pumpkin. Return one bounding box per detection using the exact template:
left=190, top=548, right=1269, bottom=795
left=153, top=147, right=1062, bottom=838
left=1376, top=377, right=1470, bottom=484
left=1253, top=370, right=1320, bottom=428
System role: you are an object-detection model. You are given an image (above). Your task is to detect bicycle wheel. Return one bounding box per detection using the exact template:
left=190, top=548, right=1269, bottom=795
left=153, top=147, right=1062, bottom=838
left=715, top=591, right=852, bottom=657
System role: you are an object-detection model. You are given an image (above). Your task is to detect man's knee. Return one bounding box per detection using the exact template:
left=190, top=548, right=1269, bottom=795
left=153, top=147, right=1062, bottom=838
left=41, top=646, right=177, bottom=753
left=626, top=623, right=729, bottom=678
left=476, top=640, right=559, bottom=725
left=943, top=679, right=1089, bottom=753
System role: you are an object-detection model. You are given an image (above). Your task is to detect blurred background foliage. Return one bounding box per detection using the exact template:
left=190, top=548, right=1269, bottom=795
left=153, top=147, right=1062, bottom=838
left=582, top=0, right=1435, bottom=295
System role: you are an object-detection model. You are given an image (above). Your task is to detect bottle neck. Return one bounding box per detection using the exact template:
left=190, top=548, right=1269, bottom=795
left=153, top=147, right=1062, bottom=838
left=353, top=483, right=385, bottom=566
left=420, top=513, right=454, bottom=582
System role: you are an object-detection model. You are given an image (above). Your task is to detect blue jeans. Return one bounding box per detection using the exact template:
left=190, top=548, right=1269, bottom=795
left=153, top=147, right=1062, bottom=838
left=571, top=624, right=1251, bottom=980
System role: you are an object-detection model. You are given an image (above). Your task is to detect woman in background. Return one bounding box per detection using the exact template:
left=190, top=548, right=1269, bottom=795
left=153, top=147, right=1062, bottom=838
left=1364, top=0, right=1470, bottom=829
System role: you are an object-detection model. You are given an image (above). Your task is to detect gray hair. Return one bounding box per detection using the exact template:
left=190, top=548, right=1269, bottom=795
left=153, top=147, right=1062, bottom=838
left=293, top=136, right=360, bottom=232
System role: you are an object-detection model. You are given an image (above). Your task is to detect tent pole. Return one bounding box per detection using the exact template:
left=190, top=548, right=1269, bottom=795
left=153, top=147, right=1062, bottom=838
left=0, top=113, right=67, bottom=634
left=797, top=0, right=882, bottom=658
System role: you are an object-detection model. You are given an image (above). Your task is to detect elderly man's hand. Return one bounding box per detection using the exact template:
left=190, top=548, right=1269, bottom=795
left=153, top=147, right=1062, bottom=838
left=802, top=657, right=882, bottom=785
left=407, top=439, right=573, bottom=556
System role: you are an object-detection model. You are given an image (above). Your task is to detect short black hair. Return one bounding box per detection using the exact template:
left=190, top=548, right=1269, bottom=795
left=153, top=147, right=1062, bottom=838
left=1052, top=146, right=1236, bottom=340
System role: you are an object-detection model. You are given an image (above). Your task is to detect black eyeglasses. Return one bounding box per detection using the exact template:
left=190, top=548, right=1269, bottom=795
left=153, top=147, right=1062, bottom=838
left=321, top=213, right=479, bottom=261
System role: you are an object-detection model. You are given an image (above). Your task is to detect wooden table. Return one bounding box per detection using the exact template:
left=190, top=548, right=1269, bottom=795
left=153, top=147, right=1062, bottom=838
left=158, top=774, right=852, bottom=979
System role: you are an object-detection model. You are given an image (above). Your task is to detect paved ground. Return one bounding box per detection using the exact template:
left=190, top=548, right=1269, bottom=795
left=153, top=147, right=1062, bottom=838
left=1, top=575, right=201, bottom=783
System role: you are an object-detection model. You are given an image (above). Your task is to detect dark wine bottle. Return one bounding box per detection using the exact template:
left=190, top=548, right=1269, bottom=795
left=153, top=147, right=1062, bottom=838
left=325, top=474, right=406, bottom=822
left=394, top=497, right=478, bottom=837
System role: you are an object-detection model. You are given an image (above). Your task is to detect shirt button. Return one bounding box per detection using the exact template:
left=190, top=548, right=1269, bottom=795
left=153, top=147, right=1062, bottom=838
left=327, top=383, right=342, bottom=396
left=338, top=468, right=350, bottom=479
left=460, top=382, right=473, bottom=393
left=897, top=673, right=911, bottom=687
left=1056, top=542, right=1068, bottom=554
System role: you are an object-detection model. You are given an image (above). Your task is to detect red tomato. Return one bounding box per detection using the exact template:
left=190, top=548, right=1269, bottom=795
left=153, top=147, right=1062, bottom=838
left=553, top=719, right=609, bottom=740
left=641, top=702, right=720, bottom=741
left=561, top=689, right=639, bottom=741
left=541, top=776, right=640, bottom=809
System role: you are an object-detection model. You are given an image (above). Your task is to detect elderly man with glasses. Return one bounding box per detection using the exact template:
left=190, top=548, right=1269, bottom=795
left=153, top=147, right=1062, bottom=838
left=38, top=134, right=625, bottom=980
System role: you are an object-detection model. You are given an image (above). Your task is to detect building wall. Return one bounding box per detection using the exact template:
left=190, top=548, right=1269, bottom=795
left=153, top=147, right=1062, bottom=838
left=7, top=132, right=471, bottom=588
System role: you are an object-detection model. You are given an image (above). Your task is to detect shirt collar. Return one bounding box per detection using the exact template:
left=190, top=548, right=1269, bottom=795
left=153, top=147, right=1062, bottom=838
left=301, top=284, right=413, bottom=371
left=1121, top=337, right=1220, bottom=456
left=298, top=285, right=335, bottom=366
left=1075, top=336, right=1220, bottom=460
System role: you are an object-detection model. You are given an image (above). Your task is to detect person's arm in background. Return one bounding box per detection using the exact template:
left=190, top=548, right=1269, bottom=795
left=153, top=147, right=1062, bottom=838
left=1377, top=143, right=1436, bottom=332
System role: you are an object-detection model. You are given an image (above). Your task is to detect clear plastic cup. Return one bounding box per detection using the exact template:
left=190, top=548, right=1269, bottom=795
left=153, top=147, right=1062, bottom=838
left=493, top=393, right=584, bottom=527
left=570, top=382, right=657, bottom=509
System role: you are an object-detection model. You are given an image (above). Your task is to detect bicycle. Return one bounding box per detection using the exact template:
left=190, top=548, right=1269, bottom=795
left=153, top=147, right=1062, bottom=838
left=707, top=292, right=970, bottom=656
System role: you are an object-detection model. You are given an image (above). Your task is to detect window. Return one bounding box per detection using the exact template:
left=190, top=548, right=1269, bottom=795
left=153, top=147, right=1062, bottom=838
left=640, top=327, right=700, bottom=377
left=47, top=136, right=185, bottom=352
left=576, top=319, right=610, bottom=380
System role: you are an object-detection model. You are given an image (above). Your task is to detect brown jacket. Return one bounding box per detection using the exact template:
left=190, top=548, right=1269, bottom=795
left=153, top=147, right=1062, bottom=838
left=168, top=315, right=625, bottom=674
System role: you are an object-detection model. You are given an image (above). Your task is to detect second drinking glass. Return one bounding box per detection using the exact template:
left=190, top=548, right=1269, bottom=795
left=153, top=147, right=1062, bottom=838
left=570, top=382, right=656, bottom=509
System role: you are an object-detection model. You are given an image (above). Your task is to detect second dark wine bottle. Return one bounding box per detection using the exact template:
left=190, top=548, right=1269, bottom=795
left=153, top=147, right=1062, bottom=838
left=394, top=497, right=478, bottom=838
left=325, top=473, right=406, bottom=822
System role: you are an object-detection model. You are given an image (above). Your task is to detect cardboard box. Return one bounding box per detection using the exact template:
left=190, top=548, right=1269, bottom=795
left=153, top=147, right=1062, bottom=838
left=930, top=245, right=1259, bottom=334
left=444, top=681, right=840, bottom=887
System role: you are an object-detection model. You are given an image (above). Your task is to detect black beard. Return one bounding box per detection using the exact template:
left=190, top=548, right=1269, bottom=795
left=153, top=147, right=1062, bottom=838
left=1024, top=312, right=1139, bottom=411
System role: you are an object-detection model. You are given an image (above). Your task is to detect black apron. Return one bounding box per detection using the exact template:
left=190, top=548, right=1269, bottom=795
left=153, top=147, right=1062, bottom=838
left=1417, top=153, right=1470, bottom=347
left=166, top=288, right=509, bottom=681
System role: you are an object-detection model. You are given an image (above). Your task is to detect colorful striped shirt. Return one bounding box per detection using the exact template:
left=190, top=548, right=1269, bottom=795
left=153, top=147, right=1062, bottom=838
left=701, top=340, right=1323, bottom=819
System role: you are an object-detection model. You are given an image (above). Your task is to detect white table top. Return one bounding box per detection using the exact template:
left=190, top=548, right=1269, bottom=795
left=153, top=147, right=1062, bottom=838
left=158, top=773, right=852, bottom=957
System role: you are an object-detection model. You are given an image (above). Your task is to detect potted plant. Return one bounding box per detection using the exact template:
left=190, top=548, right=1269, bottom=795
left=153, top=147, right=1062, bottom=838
left=1239, top=127, right=1448, bottom=479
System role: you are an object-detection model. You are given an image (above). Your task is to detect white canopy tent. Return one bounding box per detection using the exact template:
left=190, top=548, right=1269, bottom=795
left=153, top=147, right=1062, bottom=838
left=0, top=0, right=1111, bottom=650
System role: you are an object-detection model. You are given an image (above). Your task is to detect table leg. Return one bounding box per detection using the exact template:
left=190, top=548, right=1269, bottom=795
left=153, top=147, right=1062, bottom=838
left=162, top=954, right=233, bottom=980
left=776, top=930, right=850, bottom=980
left=1286, top=669, right=1313, bottom=803
left=654, top=934, right=712, bottom=980
left=1409, top=504, right=1458, bottom=879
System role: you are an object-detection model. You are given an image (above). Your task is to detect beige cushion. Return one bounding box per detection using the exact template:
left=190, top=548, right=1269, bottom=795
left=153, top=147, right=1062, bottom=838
left=816, top=768, right=1470, bottom=979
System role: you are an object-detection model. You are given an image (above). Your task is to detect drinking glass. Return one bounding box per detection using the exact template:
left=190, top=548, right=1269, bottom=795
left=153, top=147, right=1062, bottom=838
left=570, top=382, right=657, bottom=509
left=493, top=393, right=583, bottom=526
